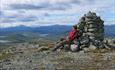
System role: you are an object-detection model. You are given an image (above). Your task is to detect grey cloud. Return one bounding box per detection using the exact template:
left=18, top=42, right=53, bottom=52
left=0, top=13, right=19, bottom=19
left=17, top=16, right=37, bottom=22
left=9, top=3, right=50, bottom=10
left=0, top=19, right=15, bottom=23
left=1, top=15, right=17, bottom=19
left=0, top=9, right=38, bottom=23
left=47, top=3, right=71, bottom=10
left=71, top=0, right=81, bottom=4
left=0, top=15, right=37, bottom=23
left=8, top=0, right=96, bottom=11
left=9, top=3, right=71, bottom=10
left=0, top=11, right=16, bottom=19
left=0, top=11, right=3, bottom=15
left=0, top=11, right=18, bottom=19
left=71, top=0, right=95, bottom=5
left=0, top=11, right=37, bottom=23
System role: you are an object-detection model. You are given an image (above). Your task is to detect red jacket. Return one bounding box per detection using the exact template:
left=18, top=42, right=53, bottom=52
left=68, top=29, right=79, bottom=41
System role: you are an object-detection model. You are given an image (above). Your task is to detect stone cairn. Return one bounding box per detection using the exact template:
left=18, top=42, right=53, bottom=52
left=77, top=11, right=109, bottom=50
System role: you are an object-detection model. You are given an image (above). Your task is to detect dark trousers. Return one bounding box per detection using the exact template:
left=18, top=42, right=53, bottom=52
left=52, top=38, right=81, bottom=52
left=52, top=39, right=71, bottom=51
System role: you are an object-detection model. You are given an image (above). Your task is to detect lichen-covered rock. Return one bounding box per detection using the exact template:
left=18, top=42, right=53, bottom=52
left=89, top=45, right=97, bottom=50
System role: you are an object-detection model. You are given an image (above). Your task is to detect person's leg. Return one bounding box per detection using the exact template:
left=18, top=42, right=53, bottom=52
left=72, top=39, right=81, bottom=51
left=52, top=40, right=68, bottom=51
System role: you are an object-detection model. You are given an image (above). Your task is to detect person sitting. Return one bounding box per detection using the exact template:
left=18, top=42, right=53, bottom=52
left=52, top=25, right=81, bottom=52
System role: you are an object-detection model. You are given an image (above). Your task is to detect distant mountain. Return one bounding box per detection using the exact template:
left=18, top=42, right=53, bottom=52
left=0, top=25, right=72, bottom=42
left=104, top=25, right=115, bottom=37
left=0, top=25, right=115, bottom=36
left=0, top=25, right=115, bottom=42
left=0, top=25, right=71, bottom=36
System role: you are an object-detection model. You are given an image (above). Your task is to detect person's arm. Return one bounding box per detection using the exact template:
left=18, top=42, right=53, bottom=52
left=68, top=30, right=78, bottom=41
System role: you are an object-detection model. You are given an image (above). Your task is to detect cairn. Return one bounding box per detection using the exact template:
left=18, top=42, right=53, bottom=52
left=77, top=11, right=108, bottom=50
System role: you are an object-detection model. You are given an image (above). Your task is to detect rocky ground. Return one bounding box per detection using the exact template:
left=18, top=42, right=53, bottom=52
left=0, top=38, right=115, bottom=70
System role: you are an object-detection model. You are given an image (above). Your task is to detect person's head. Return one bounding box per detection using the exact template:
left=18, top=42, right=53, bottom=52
left=72, top=25, right=78, bottom=30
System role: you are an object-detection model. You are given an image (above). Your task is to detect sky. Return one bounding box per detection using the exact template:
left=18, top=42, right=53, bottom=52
left=0, top=0, right=115, bottom=28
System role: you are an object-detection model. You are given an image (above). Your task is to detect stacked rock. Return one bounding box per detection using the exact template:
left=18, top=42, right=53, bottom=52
left=84, top=11, right=104, bottom=41
left=77, top=11, right=105, bottom=49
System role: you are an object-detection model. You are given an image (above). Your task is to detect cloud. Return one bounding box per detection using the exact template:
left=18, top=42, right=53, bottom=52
left=17, top=16, right=37, bottom=22
left=0, top=15, right=37, bottom=23
left=1, top=0, right=94, bottom=10
left=0, top=0, right=115, bottom=28
left=0, top=19, right=15, bottom=23
left=0, top=11, right=3, bottom=15
left=9, top=4, right=50, bottom=10
left=9, top=3, right=72, bottom=11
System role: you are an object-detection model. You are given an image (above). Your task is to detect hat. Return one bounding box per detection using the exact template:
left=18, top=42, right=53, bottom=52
left=73, top=25, right=77, bottom=29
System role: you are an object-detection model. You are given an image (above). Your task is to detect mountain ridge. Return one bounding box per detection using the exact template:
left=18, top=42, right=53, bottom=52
left=0, top=25, right=115, bottom=36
